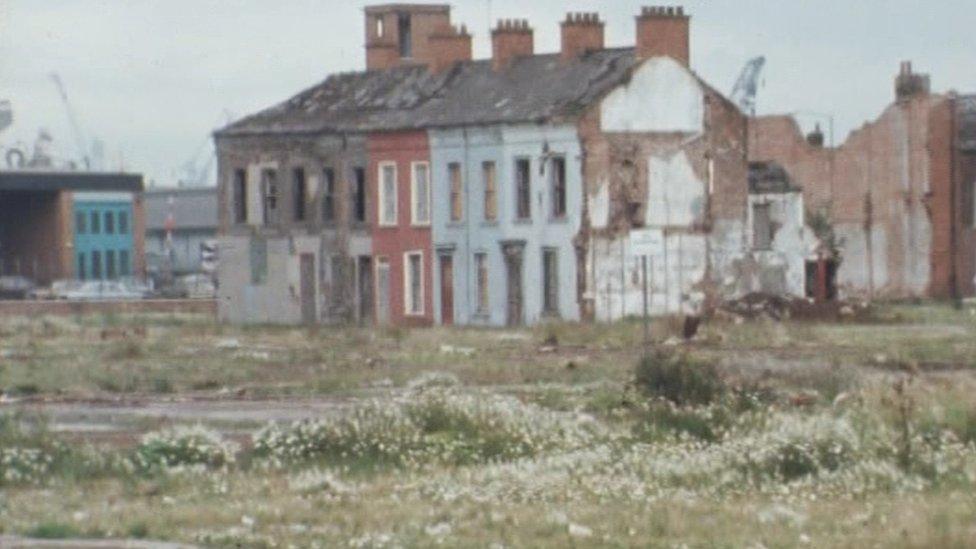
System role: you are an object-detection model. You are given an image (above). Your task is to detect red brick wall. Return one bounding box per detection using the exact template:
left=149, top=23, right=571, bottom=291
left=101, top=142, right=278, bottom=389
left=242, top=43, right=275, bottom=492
left=368, top=131, right=433, bottom=327
left=560, top=14, right=604, bottom=62
left=491, top=21, right=533, bottom=71
left=364, top=6, right=452, bottom=71
left=428, top=28, right=472, bottom=74
left=636, top=10, right=690, bottom=66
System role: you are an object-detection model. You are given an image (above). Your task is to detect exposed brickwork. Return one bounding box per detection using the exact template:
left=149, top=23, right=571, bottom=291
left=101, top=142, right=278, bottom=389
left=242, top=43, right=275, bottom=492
left=636, top=6, right=690, bottom=66
left=364, top=4, right=451, bottom=71
left=428, top=24, right=472, bottom=74
left=491, top=20, right=533, bottom=71
left=560, top=13, right=604, bottom=62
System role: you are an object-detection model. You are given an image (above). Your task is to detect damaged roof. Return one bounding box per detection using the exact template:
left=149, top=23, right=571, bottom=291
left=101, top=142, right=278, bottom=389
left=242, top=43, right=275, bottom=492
left=748, top=161, right=801, bottom=194
left=217, top=49, right=641, bottom=137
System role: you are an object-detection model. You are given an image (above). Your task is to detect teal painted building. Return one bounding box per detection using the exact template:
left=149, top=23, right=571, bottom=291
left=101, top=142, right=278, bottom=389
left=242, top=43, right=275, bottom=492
left=73, top=193, right=134, bottom=280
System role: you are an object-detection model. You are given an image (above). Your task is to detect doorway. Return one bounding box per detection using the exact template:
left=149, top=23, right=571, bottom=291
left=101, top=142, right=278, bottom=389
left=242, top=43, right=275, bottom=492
left=358, top=256, right=374, bottom=325
left=299, top=253, right=317, bottom=324
left=502, top=242, right=524, bottom=326
left=376, top=258, right=390, bottom=325
left=439, top=254, right=454, bottom=326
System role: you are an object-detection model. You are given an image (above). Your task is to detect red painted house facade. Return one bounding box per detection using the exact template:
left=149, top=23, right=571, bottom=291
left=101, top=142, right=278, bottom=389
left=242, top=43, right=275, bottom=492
left=368, top=130, right=434, bottom=326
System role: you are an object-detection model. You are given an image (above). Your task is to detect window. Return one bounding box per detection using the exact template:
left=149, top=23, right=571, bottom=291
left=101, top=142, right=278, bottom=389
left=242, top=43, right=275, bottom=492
left=91, top=250, right=102, bottom=279
left=233, top=169, right=248, bottom=224
left=542, top=248, right=559, bottom=315
left=261, top=169, right=279, bottom=225
left=118, top=211, right=129, bottom=234
left=379, top=162, right=397, bottom=226
left=411, top=162, right=431, bottom=225
left=322, top=167, right=336, bottom=222
left=106, top=250, right=117, bottom=279
left=77, top=253, right=86, bottom=280
left=475, top=252, right=489, bottom=314
left=250, top=237, right=267, bottom=284
left=483, top=161, right=497, bottom=221
left=75, top=212, right=86, bottom=234
left=449, top=163, right=463, bottom=222
left=515, top=158, right=531, bottom=220
left=119, top=250, right=130, bottom=277
left=353, top=167, right=367, bottom=223
left=90, top=211, right=100, bottom=234
left=404, top=251, right=424, bottom=315
left=753, top=203, right=773, bottom=250
left=293, top=167, right=307, bottom=222
left=550, top=156, right=567, bottom=218
left=105, top=211, right=115, bottom=234
left=397, top=13, right=412, bottom=57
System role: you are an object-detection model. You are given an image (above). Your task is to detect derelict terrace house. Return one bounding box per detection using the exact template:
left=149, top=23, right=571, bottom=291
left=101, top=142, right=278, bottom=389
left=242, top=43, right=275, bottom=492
left=214, top=4, right=764, bottom=326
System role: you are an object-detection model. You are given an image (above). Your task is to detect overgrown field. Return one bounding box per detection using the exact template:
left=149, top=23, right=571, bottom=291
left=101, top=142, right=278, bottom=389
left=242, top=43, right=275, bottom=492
left=1, top=303, right=976, bottom=547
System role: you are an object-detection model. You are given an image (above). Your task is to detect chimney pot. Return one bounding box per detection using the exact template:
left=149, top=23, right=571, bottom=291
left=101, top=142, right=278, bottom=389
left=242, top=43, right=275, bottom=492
left=635, top=5, right=691, bottom=66
left=561, top=10, right=604, bottom=62
left=492, top=17, right=534, bottom=71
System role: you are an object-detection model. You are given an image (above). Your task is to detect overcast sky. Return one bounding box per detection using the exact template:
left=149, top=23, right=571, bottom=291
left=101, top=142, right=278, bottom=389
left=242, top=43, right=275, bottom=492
left=2, top=0, right=974, bottom=187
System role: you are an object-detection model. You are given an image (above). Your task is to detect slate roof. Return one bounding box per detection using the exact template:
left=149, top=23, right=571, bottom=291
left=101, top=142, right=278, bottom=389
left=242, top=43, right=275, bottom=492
left=748, top=161, right=801, bottom=194
left=144, top=187, right=218, bottom=231
left=217, top=48, right=642, bottom=137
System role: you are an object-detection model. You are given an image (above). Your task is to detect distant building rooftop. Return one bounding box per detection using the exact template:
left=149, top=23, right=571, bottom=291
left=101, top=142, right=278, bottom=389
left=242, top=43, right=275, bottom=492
left=0, top=170, right=143, bottom=193
left=144, top=187, right=218, bottom=231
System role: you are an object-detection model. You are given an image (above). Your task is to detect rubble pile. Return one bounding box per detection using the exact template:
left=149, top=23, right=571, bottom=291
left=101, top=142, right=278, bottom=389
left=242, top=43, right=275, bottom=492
left=718, top=292, right=872, bottom=322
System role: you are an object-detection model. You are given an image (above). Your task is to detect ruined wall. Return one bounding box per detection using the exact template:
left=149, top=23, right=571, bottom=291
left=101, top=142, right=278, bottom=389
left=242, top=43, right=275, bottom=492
left=579, top=56, right=748, bottom=320
left=750, top=94, right=951, bottom=298
left=429, top=124, right=582, bottom=326
left=215, top=133, right=371, bottom=324
left=738, top=191, right=814, bottom=296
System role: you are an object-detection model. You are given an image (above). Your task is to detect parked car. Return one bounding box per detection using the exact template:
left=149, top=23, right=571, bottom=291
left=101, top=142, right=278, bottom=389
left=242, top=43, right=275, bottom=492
left=0, top=276, right=35, bottom=300
left=52, top=279, right=150, bottom=301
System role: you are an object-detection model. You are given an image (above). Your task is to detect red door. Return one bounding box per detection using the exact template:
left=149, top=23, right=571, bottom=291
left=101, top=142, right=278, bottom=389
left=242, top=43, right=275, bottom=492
left=440, top=255, right=454, bottom=326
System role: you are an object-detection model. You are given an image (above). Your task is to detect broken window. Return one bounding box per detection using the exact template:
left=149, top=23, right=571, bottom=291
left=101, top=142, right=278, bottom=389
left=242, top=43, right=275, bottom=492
left=120, top=250, right=130, bottom=277
left=104, top=211, right=114, bottom=234
left=118, top=211, right=128, bottom=234
left=353, top=167, right=367, bottom=223
left=293, top=167, right=307, bottom=222
left=77, top=253, right=86, bottom=280
left=106, top=250, right=117, bottom=280
left=411, top=161, right=430, bottom=225
left=261, top=169, right=279, bottom=225
left=515, top=158, right=531, bottom=220
left=233, top=169, right=248, bottom=224
left=483, top=161, right=497, bottom=221
left=75, top=212, right=86, bottom=234
left=475, top=252, right=489, bottom=314
left=405, top=251, right=424, bottom=315
left=550, top=156, right=566, bottom=218
left=379, top=162, right=397, bottom=226
left=91, top=250, right=102, bottom=279
left=90, top=211, right=100, bottom=234
left=322, top=167, right=336, bottom=223
left=250, top=237, right=267, bottom=285
left=542, top=248, right=559, bottom=315
left=753, top=203, right=773, bottom=250
left=397, top=13, right=412, bottom=58
left=449, top=162, right=463, bottom=222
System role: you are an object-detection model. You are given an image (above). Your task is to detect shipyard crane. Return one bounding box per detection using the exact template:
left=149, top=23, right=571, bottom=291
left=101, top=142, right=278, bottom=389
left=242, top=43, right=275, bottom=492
left=176, top=110, right=234, bottom=187
left=49, top=72, right=98, bottom=170
left=730, top=56, right=766, bottom=116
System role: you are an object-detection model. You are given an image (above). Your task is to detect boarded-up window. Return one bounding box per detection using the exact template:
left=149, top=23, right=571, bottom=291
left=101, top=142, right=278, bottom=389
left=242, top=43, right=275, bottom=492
left=411, top=162, right=430, bottom=225
left=261, top=169, right=279, bottom=225
left=379, top=163, right=397, bottom=225
left=550, top=156, right=566, bottom=218
left=353, top=167, right=367, bottom=223
left=475, top=252, right=489, bottom=314
left=483, top=161, right=497, bottom=221
left=753, top=203, right=773, bottom=250
left=250, top=237, right=267, bottom=284
left=515, top=158, right=531, bottom=220
left=322, top=167, right=336, bottom=223
left=233, top=169, right=248, bottom=223
left=405, top=251, right=424, bottom=315
left=449, top=162, right=463, bottom=222
left=542, top=248, right=558, bottom=315
left=293, top=167, right=307, bottom=222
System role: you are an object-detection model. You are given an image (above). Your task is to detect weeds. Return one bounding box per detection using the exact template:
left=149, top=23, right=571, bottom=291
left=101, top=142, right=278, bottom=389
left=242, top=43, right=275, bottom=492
left=634, top=350, right=726, bottom=406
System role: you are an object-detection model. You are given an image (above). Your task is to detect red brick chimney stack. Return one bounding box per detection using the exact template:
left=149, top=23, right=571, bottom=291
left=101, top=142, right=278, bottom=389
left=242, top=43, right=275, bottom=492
left=560, top=12, right=604, bottom=62
left=429, top=24, right=472, bottom=74
left=895, top=61, right=931, bottom=102
left=491, top=19, right=534, bottom=71
left=635, top=6, right=690, bottom=66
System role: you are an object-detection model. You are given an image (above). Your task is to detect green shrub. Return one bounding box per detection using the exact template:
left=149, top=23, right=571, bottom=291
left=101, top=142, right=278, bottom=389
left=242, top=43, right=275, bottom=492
left=133, top=425, right=237, bottom=471
left=26, top=521, right=81, bottom=539
left=634, top=350, right=726, bottom=406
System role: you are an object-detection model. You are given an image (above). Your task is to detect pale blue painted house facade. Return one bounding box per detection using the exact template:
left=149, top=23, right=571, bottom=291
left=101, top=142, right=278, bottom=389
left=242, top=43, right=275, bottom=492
left=430, top=124, right=582, bottom=326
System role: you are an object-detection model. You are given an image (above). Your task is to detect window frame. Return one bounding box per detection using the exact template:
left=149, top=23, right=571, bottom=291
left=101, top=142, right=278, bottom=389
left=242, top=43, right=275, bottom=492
left=403, top=250, right=425, bottom=316
left=515, top=157, right=531, bottom=220
left=90, top=211, right=101, bottom=234
left=542, top=247, right=559, bottom=315
left=104, top=211, right=115, bottom=234
left=233, top=169, right=248, bottom=224
left=118, top=210, right=129, bottom=234
left=410, top=161, right=431, bottom=226
left=293, top=167, right=307, bottom=222
left=352, top=167, right=367, bottom=223
left=261, top=168, right=279, bottom=225
left=550, top=156, right=567, bottom=219
left=483, top=161, right=497, bottom=221
left=91, top=250, right=102, bottom=279
left=449, top=162, right=463, bottom=222
left=322, top=167, right=337, bottom=223
left=119, top=250, right=130, bottom=277
left=378, top=161, right=398, bottom=227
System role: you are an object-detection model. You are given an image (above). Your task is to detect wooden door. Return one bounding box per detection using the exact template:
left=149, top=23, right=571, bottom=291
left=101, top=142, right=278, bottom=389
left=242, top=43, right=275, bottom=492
left=299, top=253, right=316, bottom=324
left=440, top=255, right=454, bottom=326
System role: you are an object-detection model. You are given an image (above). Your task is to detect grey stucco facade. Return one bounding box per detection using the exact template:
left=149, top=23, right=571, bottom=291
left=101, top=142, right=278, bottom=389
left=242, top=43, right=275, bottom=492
left=430, top=124, right=582, bottom=326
